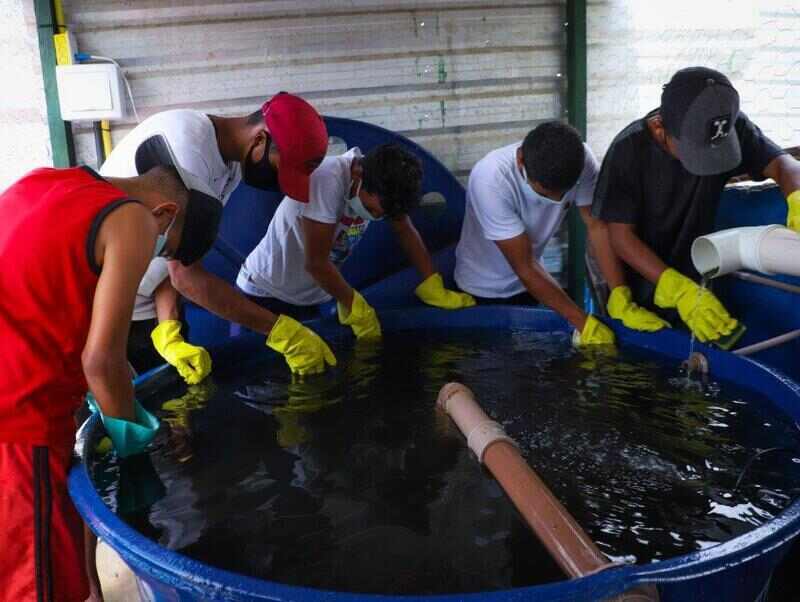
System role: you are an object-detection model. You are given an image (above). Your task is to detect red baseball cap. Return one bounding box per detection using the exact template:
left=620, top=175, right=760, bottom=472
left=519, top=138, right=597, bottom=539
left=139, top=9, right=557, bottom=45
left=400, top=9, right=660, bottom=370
left=261, top=92, right=328, bottom=202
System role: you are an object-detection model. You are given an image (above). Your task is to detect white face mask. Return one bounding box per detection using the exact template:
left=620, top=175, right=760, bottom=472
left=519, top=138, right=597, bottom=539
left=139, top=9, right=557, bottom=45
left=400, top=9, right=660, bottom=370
left=153, top=212, right=177, bottom=259
left=520, top=164, right=561, bottom=206
left=346, top=180, right=383, bottom=222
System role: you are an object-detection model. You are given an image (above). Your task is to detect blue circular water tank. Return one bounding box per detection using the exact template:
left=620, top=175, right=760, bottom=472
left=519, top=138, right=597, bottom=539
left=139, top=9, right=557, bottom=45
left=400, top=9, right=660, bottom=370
left=69, top=307, right=800, bottom=601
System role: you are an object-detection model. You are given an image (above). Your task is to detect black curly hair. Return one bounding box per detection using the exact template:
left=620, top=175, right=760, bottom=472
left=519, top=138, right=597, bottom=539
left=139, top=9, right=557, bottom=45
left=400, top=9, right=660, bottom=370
left=360, top=144, right=423, bottom=219
left=521, top=121, right=585, bottom=193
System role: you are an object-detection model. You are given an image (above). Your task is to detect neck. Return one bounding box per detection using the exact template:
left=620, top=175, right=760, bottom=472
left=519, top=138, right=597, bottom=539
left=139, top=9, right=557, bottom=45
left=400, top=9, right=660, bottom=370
left=349, top=158, right=363, bottom=196
left=104, top=176, right=159, bottom=211
left=209, top=114, right=250, bottom=163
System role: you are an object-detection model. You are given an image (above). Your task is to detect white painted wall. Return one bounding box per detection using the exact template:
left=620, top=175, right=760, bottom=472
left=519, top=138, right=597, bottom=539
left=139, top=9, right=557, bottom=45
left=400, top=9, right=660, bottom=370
left=0, top=0, right=52, bottom=192
left=588, top=0, right=800, bottom=158
left=3, top=1, right=797, bottom=194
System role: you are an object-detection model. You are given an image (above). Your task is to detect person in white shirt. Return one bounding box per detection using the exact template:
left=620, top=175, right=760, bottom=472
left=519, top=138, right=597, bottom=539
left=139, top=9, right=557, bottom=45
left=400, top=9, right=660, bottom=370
left=100, top=92, right=338, bottom=381
left=238, top=144, right=475, bottom=339
left=455, top=121, right=658, bottom=346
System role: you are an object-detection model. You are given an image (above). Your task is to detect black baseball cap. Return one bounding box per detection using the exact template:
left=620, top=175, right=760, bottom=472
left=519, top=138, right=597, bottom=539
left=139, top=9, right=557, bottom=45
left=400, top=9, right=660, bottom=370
left=661, top=67, right=741, bottom=176
left=135, top=134, right=223, bottom=265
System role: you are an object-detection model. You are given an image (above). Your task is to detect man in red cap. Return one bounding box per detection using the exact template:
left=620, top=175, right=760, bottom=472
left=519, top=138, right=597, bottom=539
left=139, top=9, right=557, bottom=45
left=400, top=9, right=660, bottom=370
left=101, top=92, right=337, bottom=381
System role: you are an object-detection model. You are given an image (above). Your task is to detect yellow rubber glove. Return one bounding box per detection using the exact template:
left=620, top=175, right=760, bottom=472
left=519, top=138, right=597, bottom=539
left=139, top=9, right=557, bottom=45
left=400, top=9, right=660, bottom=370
left=337, top=290, right=382, bottom=339
left=607, top=286, right=670, bottom=332
left=415, top=273, right=476, bottom=309
left=266, top=315, right=337, bottom=376
left=654, top=268, right=738, bottom=343
left=787, top=190, right=800, bottom=232
left=572, top=314, right=616, bottom=346
left=151, top=320, right=212, bottom=385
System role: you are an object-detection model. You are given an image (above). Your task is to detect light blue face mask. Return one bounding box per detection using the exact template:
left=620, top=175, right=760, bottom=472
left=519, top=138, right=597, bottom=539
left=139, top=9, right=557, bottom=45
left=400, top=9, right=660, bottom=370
left=346, top=180, right=383, bottom=222
left=153, top=212, right=177, bottom=259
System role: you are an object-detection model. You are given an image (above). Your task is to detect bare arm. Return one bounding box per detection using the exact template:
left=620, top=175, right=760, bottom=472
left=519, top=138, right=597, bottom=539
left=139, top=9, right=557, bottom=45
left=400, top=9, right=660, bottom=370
left=389, top=216, right=435, bottom=279
left=154, top=277, right=180, bottom=322
left=302, top=216, right=355, bottom=309
left=607, top=222, right=668, bottom=284
left=494, top=233, right=587, bottom=330
left=762, top=154, right=800, bottom=197
left=82, top=203, right=154, bottom=421
left=579, top=206, right=627, bottom=290
left=168, top=261, right=278, bottom=335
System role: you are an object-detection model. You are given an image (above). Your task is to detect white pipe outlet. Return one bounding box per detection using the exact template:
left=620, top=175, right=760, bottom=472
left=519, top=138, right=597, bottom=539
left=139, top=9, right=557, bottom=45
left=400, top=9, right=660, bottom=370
left=691, top=225, right=800, bottom=278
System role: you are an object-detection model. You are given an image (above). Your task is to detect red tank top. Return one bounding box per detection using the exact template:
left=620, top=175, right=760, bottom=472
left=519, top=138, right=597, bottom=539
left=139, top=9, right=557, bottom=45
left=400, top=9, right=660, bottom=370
left=0, top=167, right=135, bottom=447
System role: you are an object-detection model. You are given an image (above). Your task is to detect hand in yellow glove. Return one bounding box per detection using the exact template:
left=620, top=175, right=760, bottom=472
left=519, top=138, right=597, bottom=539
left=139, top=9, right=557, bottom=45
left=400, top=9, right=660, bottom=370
left=151, top=320, right=212, bottom=385
left=266, top=314, right=337, bottom=376
left=607, top=286, right=670, bottom=332
left=337, top=290, right=382, bottom=339
left=654, top=268, right=738, bottom=343
left=572, top=314, right=616, bottom=346
left=786, top=190, right=800, bottom=232
left=415, top=273, right=476, bottom=310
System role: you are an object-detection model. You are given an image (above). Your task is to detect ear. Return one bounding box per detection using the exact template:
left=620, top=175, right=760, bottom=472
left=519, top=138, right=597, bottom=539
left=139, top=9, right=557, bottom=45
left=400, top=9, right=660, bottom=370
left=152, top=201, right=179, bottom=220
left=516, top=147, right=524, bottom=168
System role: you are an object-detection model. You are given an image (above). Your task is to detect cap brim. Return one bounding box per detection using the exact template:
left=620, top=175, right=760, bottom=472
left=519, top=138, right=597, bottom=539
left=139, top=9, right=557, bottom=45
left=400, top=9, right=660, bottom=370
left=279, top=165, right=311, bottom=203
left=676, top=127, right=742, bottom=176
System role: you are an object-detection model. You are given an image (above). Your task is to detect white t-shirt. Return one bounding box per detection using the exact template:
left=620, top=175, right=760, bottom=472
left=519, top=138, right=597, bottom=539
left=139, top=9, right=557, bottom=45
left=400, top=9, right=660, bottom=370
left=454, top=141, right=598, bottom=298
left=100, top=110, right=241, bottom=320
left=237, top=148, right=370, bottom=306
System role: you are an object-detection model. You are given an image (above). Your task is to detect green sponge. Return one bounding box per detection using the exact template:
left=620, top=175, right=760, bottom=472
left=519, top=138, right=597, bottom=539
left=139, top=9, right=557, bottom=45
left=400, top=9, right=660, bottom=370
left=713, top=323, right=747, bottom=351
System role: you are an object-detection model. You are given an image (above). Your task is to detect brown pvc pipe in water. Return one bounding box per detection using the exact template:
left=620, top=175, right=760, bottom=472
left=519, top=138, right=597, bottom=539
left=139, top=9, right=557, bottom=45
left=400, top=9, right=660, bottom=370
left=437, top=382, right=658, bottom=602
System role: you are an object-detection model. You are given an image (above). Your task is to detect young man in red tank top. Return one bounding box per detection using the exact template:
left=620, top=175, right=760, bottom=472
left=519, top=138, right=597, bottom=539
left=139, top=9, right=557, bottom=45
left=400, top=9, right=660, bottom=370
left=0, top=139, right=222, bottom=601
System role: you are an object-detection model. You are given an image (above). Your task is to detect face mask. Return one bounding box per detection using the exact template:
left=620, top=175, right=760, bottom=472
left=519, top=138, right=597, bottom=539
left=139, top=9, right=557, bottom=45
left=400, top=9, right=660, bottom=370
left=520, top=164, right=561, bottom=206
left=346, top=180, right=383, bottom=222
left=153, top=212, right=177, bottom=259
left=243, top=140, right=281, bottom=192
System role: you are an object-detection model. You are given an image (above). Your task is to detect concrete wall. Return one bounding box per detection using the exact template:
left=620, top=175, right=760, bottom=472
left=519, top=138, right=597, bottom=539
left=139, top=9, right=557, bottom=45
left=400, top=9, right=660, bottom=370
left=0, top=0, right=51, bottom=192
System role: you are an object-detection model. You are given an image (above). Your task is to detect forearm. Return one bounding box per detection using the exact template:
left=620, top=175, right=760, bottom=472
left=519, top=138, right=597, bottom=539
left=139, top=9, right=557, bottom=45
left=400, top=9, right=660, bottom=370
left=610, top=226, right=669, bottom=284
left=83, top=355, right=135, bottom=421
left=154, top=277, right=180, bottom=322
left=586, top=223, right=627, bottom=290
left=392, top=218, right=435, bottom=279
left=518, top=263, right=586, bottom=330
left=307, top=260, right=355, bottom=309
left=169, top=262, right=277, bottom=335
left=776, top=162, right=800, bottom=198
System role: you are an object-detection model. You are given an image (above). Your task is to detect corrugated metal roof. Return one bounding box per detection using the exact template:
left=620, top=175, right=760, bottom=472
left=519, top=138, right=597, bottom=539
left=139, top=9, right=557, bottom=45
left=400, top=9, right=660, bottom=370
left=63, top=0, right=567, bottom=180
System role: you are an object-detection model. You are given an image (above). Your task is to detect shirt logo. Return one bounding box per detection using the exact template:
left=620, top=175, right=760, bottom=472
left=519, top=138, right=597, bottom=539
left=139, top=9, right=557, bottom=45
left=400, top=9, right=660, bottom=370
left=709, top=114, right=732, bottom=146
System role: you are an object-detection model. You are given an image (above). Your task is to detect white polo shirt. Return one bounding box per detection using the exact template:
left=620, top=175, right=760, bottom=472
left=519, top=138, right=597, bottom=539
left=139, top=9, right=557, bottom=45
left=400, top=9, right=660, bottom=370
left=237, top=148, right=370, bottom=306
left=454, top=141, right=598, bottom=298
left=100, top=110, right=241, bottom=320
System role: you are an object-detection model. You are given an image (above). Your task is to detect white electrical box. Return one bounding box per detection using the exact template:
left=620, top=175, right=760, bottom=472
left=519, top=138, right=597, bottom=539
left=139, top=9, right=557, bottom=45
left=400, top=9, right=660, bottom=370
left=55, top=63, right=127, bottom=121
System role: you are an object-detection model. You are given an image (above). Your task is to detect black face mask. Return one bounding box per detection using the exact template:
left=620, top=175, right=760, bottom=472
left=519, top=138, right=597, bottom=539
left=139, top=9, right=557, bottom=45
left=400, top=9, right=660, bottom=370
left=243, top=140, right=281, bottom=192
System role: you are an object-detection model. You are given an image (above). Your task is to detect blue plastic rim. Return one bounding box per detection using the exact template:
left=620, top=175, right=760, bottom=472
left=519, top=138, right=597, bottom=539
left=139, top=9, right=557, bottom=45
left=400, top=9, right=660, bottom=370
left=70, top=306, right=800, bottom=602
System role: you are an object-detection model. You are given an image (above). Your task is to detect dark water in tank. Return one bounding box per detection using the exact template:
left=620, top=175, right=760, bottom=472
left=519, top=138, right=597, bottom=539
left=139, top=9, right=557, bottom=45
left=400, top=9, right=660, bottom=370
left=92, top=328, right=800, bottom=595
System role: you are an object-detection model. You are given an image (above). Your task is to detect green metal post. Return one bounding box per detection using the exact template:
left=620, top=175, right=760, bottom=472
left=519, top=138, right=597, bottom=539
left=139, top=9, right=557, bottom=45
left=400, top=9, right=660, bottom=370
left=33, top=0, right=75, bottom=167
left=566, top=0, right=587, bottom=307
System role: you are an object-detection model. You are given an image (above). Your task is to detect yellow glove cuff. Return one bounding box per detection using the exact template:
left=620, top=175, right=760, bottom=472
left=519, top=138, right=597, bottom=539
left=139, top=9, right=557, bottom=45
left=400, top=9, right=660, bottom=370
left=415, top=273, right=444, bottom=300
left=787, top=190, right=800, bottom=232
left=654, top=268, right=694, bottom=309
left=151, top=319, right=184, bottom=358
left=266, top=314, right=302, bottom=351
left=606, top=286, right=633, bottom=319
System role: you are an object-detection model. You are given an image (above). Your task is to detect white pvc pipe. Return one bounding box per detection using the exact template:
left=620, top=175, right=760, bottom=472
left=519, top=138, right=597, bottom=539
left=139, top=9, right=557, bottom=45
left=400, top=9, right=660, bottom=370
left=691, top=225, right=800, bottom=278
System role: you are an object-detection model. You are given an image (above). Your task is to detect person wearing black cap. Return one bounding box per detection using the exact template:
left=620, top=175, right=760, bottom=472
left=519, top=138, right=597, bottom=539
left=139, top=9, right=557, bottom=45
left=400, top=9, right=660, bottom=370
left=101, top=92, right=337, bottom=380
left=592, top=66, right=800, bottom=346
left=0, top=154, right=221, bottom=600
